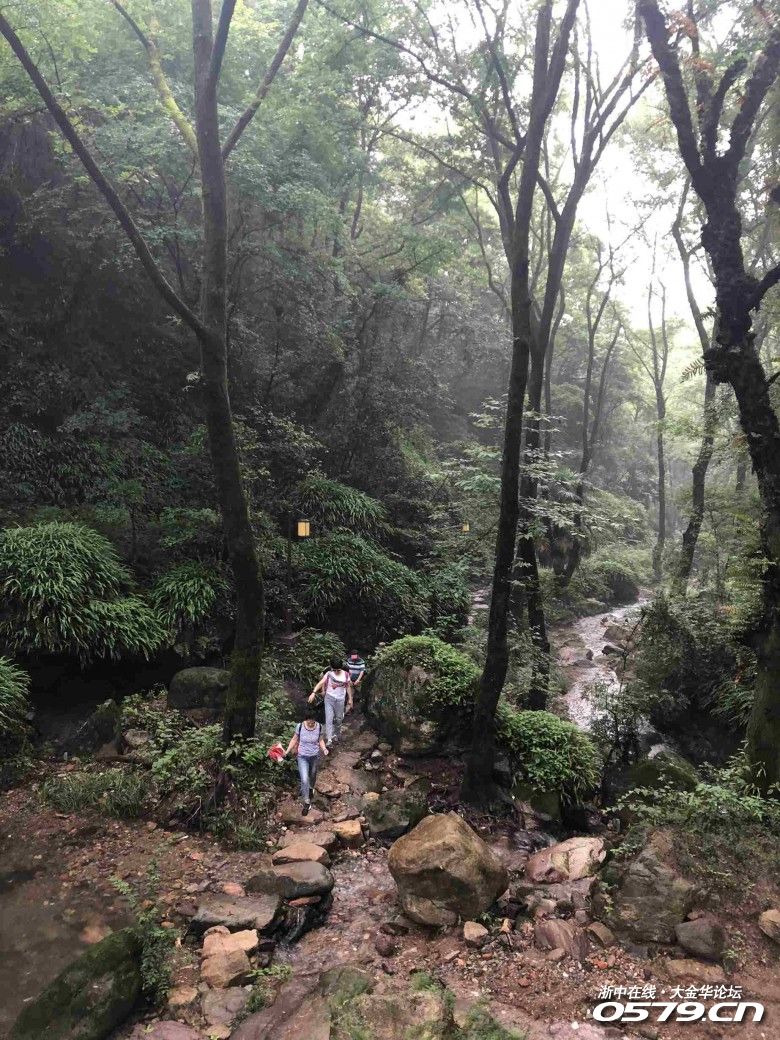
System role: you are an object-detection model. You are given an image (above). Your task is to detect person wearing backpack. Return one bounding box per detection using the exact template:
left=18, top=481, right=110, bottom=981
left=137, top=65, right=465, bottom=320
left=309, top=653, right=353, bottom=747
left=283, top=707, right=328, bottom=815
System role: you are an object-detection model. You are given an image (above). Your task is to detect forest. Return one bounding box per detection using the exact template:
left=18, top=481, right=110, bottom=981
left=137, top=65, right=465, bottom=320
left=1, top=1, right=779, bottom=1039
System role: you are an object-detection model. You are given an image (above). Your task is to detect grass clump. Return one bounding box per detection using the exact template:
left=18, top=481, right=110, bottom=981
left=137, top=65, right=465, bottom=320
left=41, top=768, right=151, bottom=818
left=111, top=865, right=178, bottom=1008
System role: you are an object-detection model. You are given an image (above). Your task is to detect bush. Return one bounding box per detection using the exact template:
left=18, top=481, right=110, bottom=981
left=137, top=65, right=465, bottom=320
left=298, top=532, right=429, bottom=641
left=635, top=595, right=754, bottom=747
left=618, top=753, right=780, bottom=892
left=425, top=564, right=471, bottom=639
left=41, top=768, right=151, bottom=818
left=151, top=562, right=228, bottom=629
left=278, top=629, right=347, bottom=689
left=0, top=657, right=31, bottom=750
left=297, top=475, right=387, bottom=533
left=0, top=522, right=166, bottom=661
left=496, top=705, right=601, bottom=803
left=111, top=866, right=177, bottom=1007
left=371, top=634, right=480, bottom=716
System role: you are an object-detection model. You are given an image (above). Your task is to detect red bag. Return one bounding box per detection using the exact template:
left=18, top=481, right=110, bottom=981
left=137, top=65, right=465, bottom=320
left=267, top=742, right=285, bottom=762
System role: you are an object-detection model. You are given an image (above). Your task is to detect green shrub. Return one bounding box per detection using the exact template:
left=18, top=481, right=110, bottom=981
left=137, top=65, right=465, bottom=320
left=111, top=866, right=177, bottom=1007
left=372, top=634, right=480, bottom=715
left=0, top=522, right=166, bottom=661
left=0, top=657, right=31, bottom=750
left=151, top=562, right=228, bottom=629
left=41, top=768, right=151, bottom=818
left=425, top=564, right=471, bottom=639
left=496, top=706, right=601, bottom=803
left=298, top=533, right=428, bottom=640
left=278, top=629, right=347, bottom=689
left=618, top=753, right=780, bottom=892
left=297, top=475, right=387, bottom=533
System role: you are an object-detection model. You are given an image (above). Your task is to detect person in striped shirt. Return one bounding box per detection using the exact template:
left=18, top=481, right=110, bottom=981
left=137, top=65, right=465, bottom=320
left=346, top=650, right=366, bottom=690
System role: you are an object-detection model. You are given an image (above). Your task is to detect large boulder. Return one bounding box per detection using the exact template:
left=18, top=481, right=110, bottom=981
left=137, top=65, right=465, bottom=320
left=759, top=908, right=780, bottom=944
left=167, top=667, right=230, bottom=712
left=606, top=833, right=698, bottom=943
left=11, top=928, right=141, bottom=1040
left=627, top=748, right=699, bottom=793
left=388, top=812, right=508, bottom=926
left=675, top=918, right=725, bottom=962
left=525, top=837, right=605, bottom=884
left=361, top=780, right=429, bottom=839
left=364, top=636, right=478, bottom=755
left=190, top=894, right=282, bottom=935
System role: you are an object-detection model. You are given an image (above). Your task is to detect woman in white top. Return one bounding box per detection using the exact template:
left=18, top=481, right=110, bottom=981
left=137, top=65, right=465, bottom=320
left=284, top=708, right=329, bottom=815
left=309, top=654, right=353, bottom=747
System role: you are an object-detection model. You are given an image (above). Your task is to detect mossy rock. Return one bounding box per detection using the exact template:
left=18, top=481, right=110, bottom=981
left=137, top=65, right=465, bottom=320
left=365, top=636, right=478, bottom=755
left=319, top=964, right=375, bottom=1004
left=167, top=666, right=230, bottom=712
left=627, top=749, right=699, bottom=793
left=11, top=928, right=141, bottom=1040
left=361, top=778, right=430, bottom=839
left=510, top=781, right=562, bottom=822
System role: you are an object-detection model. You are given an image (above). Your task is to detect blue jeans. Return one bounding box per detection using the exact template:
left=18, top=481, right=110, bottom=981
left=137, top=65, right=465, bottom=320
left=297, top=754, right=319, bottom=803
left=325, top=693, right=346, bottom=744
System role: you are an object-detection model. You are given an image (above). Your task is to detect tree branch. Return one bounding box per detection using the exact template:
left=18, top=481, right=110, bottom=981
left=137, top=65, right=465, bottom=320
left=750, top=261, right=780, bottom=310
left=222, top=0, right=310, bottom=159
left=108, top=0, right=198, bottom=156
left=0, top=12, right=207, bottom=340
left=206, top=0, right=238, bottom=99
left=726, top=24, right=780, bottom=172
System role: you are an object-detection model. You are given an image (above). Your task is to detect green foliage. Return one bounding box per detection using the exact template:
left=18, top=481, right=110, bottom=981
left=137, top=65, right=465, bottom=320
left=297, top=475, right=387, bottom=533
left=237, top=965, right=294, bottom=1022
left=0, top=522, right=166, bottom=661
left=0, top=657, right=31, bottom=749
left=619, top=753, right=780, bottom=892
left=298, top=532, right=429, bottom=639
left=425, top=563, right=471, bottom=639
left=111, top=865, right=177, bottom=1008
left=635, top=594, right=756, bottom=737
left=151, top=562, right=227, bottom=627
left=496, top=706, right=601, bottom=803
left=41, top=768, right=151, bottom=818
left=373, top=634, right=480, bottom=714
left=278, top=629, right=347, bottom=689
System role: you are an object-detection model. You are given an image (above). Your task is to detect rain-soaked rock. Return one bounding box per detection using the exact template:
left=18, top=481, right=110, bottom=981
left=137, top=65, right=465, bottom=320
left=534, top=918, right=589, bottom=961
left=272, top=842, right=330, bottom=866
left=278, top=829, right=337, bottom=853
left=190, top=894, right=282, bottom=935
left=10, top=928, right=141, bottom=1040
left=675, top=917, right=725, bottom=962
left=247, top=860, right=335, bottom=900
left=524, top=836, right=605, bottom=884
left=361, top=778, right=429, bottom=839
left=167, top=667, right=230, bottom=712
left=388, top=812, right=508, bottom=926
left=607, top=832, right=698, bottom=943
left=333, top=819, right=364, bottom=846
left=202, top=987, right=250, bottom=1029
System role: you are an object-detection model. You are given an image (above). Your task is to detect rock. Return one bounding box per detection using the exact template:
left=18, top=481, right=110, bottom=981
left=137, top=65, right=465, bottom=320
left=167, top=985, right=199, bottom=1008
left=318, top=965, right=375, bottom=1001
left=278, top=799, right=325, bottom=825
left=586, top=922, right=615, bottom=948
left=276, top=861, right=335, bottom=899
left=663, top=959, right=725, bottom=984
left=202, top=928, right=258, bottom=958
left=10, top=928, right=141, bottom=1040
left=190, top=894, right=282, bottom=935
left=220, top=881, right=246, bottom=897
left=131, top=1025, right=203, bottom=1040
left=381, top=916, right=411, bottom=936
left=202, top=987, right=250, bottom=1027
left=361, top=779, right=429, bottom=839
left=374, top=933, right=398, bottom=957
left=675, top=917, right=725, bottom=961
left=758, top=908, right=780, bottom=943
left=231, top=975, right=332, bottom=1040
left=272, top=842, right=330, bottom=866
left=511, top=782, right=562, bottom=822
left=167, top=666, right=230, bottom=712
left=525, top=837, right=605, bottom=884
left=608, top=834, right=697, bottom=943
left=346, top=989, right=453, bottom=1040
left=628, top=749, right=699, bottom=793
left=279, top=829, right=337, bottom=853
left=546, top=948, right=566, bottom=962
left=603, top=624, right=630, bottom=645
left=534, top=919, right=589, bottom=961
left=463, top=921, right=489, bottom=948
left=388, top=812, right=508, bottom=927
left=201, top=946, right=252, bottom=988
left=333, top=819, right=364, bottom=847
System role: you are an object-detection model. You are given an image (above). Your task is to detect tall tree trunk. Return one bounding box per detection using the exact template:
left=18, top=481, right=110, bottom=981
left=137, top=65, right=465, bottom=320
left=652, top=390, right=667, bottom=581
left=672, top=370, right=716, bottom=595
left=192, top=0, right=264, bottom=741
left=517, top=348, right=550, bottom=708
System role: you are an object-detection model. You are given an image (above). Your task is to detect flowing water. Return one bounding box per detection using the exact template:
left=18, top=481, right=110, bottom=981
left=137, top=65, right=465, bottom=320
left=554, top=598, right=648, bottom=730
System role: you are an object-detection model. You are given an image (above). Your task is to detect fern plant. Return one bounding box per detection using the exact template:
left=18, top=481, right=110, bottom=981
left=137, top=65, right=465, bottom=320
left=0, top=521, right=165, bottom=661
left=0, top=657, right=31, bottom=749
left=151, top=562, right=228, bottom=629
left=297, top=475, right=388, bottom=533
